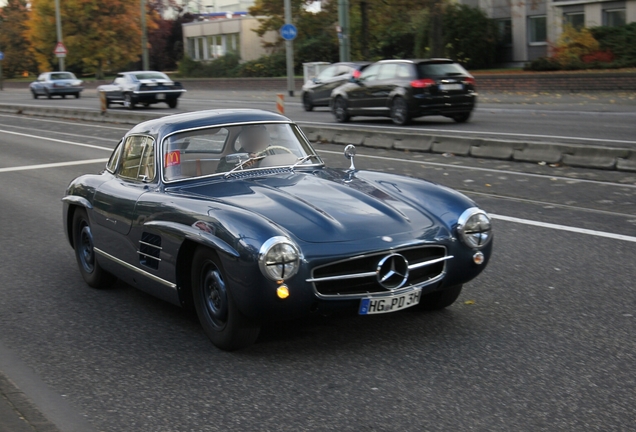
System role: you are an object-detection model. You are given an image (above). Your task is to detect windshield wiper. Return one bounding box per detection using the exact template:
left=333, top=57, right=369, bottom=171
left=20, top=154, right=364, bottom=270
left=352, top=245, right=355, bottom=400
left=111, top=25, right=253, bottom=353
left=224, top=155, right=267, bottom=177
left=291, top=154, right=321, bottom=168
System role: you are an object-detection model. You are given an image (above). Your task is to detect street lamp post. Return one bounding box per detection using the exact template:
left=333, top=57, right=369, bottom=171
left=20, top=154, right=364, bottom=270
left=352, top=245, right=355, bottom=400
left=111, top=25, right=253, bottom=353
left=141, top=0, right=149, bottom=70
left=54, top=0, right=64, bottom=71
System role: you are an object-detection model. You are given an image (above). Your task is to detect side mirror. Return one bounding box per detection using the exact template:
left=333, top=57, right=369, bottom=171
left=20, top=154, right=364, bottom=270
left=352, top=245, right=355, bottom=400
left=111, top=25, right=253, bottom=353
left=344, top=144, right=356, bottom=171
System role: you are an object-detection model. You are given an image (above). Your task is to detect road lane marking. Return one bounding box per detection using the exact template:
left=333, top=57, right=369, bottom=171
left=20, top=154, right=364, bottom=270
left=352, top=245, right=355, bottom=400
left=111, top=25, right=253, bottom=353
left=317, top=149, right=636, bottom=188
left=0, top=129, right=112, bottom=151
left=0, top=159, right=108, bottom=173
left=0, top=123, right=119, bottom=142
left=0, top=114, right=129, bottom=131
left=491, top=214, right=636, bottom=243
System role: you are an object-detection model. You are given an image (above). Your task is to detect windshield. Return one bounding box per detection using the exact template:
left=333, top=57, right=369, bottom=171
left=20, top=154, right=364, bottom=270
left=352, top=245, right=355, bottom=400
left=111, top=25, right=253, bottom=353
left=417, top=62, right=469, bottom=77
left=51, top=72, right=76, bottom=80
left=134, top=72, right=170, bottom=81
left=162, top=123, right=322, bottom=182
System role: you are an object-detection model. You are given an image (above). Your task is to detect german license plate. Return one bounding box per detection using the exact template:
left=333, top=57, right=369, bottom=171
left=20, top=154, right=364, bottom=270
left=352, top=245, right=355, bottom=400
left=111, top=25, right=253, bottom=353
left=359, top=289, right=421, bottom=315
left=156, top=93, right=165, bottom=100
left=439, top=83, right=463, bottom=91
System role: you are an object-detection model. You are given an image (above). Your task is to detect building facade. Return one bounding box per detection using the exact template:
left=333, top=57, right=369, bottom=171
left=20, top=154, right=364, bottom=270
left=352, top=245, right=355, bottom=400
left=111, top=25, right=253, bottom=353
left=460, top=0, right=636, bottom=65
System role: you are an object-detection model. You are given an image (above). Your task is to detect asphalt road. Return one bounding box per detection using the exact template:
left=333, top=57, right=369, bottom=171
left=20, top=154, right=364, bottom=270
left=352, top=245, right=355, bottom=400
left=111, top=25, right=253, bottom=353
left=1, top=87, right=636, bottom=149
left=0, top=110, right=635, bottom=431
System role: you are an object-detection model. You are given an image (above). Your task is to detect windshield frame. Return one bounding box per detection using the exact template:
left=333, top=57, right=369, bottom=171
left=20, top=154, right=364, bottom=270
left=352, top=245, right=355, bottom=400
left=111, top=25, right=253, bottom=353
left=160, top=121, right=324, bottom=184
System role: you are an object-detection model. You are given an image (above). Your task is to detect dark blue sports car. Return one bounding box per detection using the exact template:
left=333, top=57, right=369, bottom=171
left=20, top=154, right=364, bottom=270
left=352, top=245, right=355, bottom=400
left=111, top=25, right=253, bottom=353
left=63, top=109, right=493, bottom=350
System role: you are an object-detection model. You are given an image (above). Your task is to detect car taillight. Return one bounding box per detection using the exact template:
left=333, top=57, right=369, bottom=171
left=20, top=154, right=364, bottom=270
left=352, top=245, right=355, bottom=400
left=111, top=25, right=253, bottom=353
left=410, top=79, right=435, bottom=88
left=352, top=70, right=361, bottom=79
left=463, top=76, right=476, bottom=86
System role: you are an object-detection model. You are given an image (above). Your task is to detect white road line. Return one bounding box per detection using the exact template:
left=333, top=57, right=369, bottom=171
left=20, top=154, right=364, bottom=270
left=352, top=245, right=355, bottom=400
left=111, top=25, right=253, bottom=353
left=0, top=114, right=129, bottom=131
left=0, top=158, right=108, bottom=173
left=0, top=129, right=113, bottom=151
left=491, top=214, right=636, bottom=243
left=317, top=149, right=636, bottom=188
left=0, top=123, right=118, bottom=142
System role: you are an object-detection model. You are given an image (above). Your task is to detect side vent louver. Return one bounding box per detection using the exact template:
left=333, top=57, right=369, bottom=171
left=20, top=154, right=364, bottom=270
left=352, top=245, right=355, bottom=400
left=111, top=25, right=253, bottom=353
left=138, top=232, right=161, bottom=270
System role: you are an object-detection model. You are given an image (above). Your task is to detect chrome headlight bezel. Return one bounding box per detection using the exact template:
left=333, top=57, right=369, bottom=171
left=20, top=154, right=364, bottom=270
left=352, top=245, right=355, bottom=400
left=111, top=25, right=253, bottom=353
left=457, top=208, right=493, bottom=249
left=258, top=236, right=301, bottom=281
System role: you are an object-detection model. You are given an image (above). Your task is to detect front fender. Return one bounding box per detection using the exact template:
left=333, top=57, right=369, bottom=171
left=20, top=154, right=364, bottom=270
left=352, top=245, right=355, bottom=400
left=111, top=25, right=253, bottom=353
left=144, top=220, right=239, bottom=259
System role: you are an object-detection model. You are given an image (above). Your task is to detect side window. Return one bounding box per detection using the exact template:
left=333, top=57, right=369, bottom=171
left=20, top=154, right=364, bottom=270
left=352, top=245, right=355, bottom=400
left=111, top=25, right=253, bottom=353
left=119, top=136, right=156, bottom=181
left=114, top=76, right=126, bottom=85
left=378, top=64, right=398, bottom=80
left=106, top=140, right=124, bottom=173
left=396, top=64, right=413, bottom=79
left=317, top=65, right=337, bottom=81
left=359, top=64, right=380, bottom=82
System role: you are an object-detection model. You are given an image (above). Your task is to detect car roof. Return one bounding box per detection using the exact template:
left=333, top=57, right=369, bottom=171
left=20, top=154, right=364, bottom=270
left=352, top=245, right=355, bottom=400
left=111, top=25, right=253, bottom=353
left=126, top=109, right=292, bottom=138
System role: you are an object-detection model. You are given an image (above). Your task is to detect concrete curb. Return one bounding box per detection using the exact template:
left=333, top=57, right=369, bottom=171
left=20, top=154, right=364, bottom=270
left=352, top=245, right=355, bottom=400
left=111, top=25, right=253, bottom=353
left=2, top=103, right=635, bottom=173
left=0, top=372, right=61, bottom=432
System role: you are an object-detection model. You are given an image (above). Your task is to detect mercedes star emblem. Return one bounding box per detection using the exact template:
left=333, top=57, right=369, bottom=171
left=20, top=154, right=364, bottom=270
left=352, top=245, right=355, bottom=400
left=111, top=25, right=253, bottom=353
left=376, top=253, right=409, bottom=290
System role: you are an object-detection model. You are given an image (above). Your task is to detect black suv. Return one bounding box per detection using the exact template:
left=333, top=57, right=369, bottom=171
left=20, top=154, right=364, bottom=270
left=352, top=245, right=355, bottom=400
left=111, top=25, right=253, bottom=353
left=330, top=59, right=476, bottom=125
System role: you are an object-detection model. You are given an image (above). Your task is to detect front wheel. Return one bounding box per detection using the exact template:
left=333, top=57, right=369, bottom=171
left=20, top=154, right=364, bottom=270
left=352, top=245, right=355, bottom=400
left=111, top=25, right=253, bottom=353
left=45, top=89, right=52, bottom=99
left=167, top=99, right=178, bottom=109
left=390, top=97, right=410, bottom=126
left=302, top=93, right=314, bottom=112
left=332, top=97, right=350, bottom=123
left=417, top=285, right=463, bottom=311
left=75, top=93, right=81, bottom=99
left=32, top=91, right=38, bottom=99
left=192, top=247, right=260, bottom=351
left=72, top=208, right=116, bottom=288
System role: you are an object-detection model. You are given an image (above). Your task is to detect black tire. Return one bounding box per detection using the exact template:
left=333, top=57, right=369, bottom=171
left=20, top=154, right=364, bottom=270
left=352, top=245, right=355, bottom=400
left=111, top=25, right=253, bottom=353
left=75, top=93, right=81, bottom=99
left=191, top=247, right=260, bottom=351
left=167, top=99, right=178, bottom=109
left=62, top=94, right=66, bottom=99
left=302, top=93, right=314, bottom=112
left=390, top=97, right=411, bottom=126
left=45, top=89, right=52, bottom=99
left=124, top=93, right=135, bottom=110
left=452, top=112, right=472, bottom=123
left=417, top=285, right=463, bottom=311
left=32, top=91, right=38, bottom=99
left=72, top=208, right=116, bottom=288
left=332, top=97, right=350, bottom=123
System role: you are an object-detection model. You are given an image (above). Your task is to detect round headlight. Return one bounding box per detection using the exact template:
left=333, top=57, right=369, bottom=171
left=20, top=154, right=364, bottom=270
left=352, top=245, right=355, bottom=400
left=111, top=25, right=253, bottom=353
left=258, top=237, right=301, bottom=281
left=457, top=208, right=492, bottom=249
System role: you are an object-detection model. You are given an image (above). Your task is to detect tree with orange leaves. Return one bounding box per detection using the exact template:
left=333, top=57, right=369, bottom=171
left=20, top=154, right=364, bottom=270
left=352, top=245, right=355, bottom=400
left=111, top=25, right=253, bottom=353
left=27, top=0, right=158, bottom=78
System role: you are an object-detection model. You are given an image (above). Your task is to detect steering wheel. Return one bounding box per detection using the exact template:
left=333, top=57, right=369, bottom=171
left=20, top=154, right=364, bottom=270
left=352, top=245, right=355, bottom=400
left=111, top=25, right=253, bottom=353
left=255, top=145, right=294, bottom=157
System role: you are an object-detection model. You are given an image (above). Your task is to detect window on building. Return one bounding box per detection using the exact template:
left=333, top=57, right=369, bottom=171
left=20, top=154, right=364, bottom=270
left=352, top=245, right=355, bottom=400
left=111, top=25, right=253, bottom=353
left=564, top=12, right=585, bottom=30
left=528, top=15, right=547, bottom=44
left=497, top=19, right=512, bottom=45
left=604, top=9, right=626, bottom=27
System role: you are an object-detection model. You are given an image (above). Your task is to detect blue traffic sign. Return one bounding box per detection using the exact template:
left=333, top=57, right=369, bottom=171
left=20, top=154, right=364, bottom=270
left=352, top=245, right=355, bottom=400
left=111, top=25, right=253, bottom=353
left=280, top=24, right=297, bottom=41
left=0, top=52, right=4, bottom=61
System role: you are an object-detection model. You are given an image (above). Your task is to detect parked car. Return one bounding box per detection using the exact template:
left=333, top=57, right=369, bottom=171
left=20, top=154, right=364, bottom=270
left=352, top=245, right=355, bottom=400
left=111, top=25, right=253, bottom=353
left=29, top=72, right=83, bottom=99
left=97, top=71, right=186, bottom=110
left=301, top=62, right=370, bottom=111
left=330, top=59, right=476, bottom=125
left=63, top=109, right=493, bottom=351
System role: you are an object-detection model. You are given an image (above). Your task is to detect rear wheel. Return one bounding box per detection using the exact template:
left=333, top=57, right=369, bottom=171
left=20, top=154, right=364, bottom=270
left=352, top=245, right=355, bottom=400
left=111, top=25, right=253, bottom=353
left=167, top=99, right=178, bottom=109
left=62, top=94, right=66, bottom=99
left=390, top=97, right=410, bottom=126
left=192, top=247, right=260, bottom=350
left=32, top=91, right=38, bottom=99
left=452, top=112, right=472, bottom=123
left=417, top=285, right=463, bottom=311
left=72, top=208, right=116, bottom=288
left=75, top=93, right=81, bottom=99
left=332, top=97, right=350, bottom=123
left=302, top=93, right=314, bottom=112
left=124, top=93, right=135, bottom=110
left=45, top=89, right=52, bottom=99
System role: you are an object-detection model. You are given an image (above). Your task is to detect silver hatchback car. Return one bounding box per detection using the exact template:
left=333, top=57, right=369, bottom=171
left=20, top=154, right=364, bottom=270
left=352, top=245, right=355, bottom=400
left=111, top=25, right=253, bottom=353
left=30, top=72, right=83, bottom=99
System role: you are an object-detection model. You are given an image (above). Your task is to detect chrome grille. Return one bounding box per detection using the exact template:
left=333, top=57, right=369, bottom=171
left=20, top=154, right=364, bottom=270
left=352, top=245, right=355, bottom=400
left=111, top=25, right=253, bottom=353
left=138, top=232, right=162, bottom=270
left=308, top=246, right=450, bottom=298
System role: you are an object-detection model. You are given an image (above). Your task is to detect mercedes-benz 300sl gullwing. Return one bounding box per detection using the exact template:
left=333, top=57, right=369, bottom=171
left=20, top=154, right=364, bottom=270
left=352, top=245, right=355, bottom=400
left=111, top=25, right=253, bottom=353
left=63, top=109, right=493, bottom=350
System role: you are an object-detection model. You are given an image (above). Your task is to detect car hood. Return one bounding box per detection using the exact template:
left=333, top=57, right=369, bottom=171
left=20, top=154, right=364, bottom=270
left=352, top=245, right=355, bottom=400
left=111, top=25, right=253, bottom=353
left=171, top=170, right=453, bottom=243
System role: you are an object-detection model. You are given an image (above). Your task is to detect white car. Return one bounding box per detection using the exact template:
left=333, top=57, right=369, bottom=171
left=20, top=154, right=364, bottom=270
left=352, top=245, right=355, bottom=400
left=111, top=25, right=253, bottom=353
left=30, top=71, right=83, bottom=99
